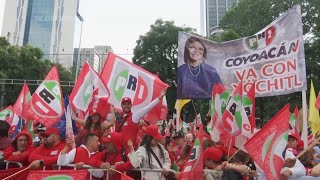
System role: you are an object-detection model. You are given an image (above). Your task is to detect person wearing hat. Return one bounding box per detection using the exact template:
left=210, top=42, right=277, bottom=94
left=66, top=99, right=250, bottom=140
left=1, top=131, right=35, bottom=167
left=87, top=132, right=138, bottom=180
left=115, top=89, right=167, bottom=149
left=280, top=133, right=306, bottom=178
left=133, top=125, right=171, bottom=180
left=74, top=104, right=116, bottom=146
left=172, top=131, right=185, bottom=160
left=28, top=128, right=66, bottom=169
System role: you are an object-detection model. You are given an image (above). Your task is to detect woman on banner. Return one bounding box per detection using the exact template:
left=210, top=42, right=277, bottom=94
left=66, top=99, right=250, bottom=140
left=177, top=37, right=222, bottom=99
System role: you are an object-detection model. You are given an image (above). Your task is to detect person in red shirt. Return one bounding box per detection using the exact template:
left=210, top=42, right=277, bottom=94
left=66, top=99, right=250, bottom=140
left=57, top=133, right=105, bottom=178
left=116, top=89, right=166, bottom=149
left=75, top=105, right=116, bottom=146
left=28, top=128, right=65, bottom=169
left=1, top=131, right=35, bottom=166
left=87, top=132, right=137, bottom=180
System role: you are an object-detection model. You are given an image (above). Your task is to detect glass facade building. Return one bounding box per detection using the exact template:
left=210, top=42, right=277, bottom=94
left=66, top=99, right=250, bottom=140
left=203, top=0, right=239, bottom=36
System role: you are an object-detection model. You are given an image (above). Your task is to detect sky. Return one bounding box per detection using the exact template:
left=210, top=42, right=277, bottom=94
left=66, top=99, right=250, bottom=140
left=0, top=0, right=201, bottom=60
left=77, top=0, right=201, bottom=60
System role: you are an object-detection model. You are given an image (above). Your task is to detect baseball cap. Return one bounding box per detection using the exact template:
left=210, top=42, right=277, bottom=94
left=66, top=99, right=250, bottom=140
left=289, top=133, right=300, bottom=141
left=145, top=125, right=164, bottom=140
left=204, top=147, right=223, bottom=162
left=121, top=97, right=132, bottom=104
left=40, top=128, right=60, bottom=137
left=101, top=132, right=123, bottom=151
left=89, top=108, right=100, bottom=116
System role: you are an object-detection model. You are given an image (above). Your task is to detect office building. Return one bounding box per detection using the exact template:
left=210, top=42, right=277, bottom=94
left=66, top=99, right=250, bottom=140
left=73, top=45, right=113, bottom=74
left=1, top=0, right=79, bottom=69
left=200, top=0, right=239, bottom=36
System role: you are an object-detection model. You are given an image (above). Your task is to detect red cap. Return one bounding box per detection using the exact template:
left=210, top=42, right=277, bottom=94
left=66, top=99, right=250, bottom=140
left=145, top=125, right=164, bottom=140
left=289, top=133, right=300, bottom=141
left=40, top=128, right=60, bottom=137
left=101, top=132, right=123, bottom=151
left=89, top=108, right=100, bottom=116
left=204, top=147, right=223, bottom=161
left=121, top=97, right=132, bottom=104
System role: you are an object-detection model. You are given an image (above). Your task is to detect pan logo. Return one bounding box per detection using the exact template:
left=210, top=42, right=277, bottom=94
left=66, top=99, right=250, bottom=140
left=113, top=70, right=148, bottom=105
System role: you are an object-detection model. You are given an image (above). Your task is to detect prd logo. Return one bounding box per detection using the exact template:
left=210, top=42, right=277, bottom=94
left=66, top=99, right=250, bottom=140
left=245, top=26, right=277, bottom=50
left=32, top=80, right=62, bottom=118
left=113, top=70, right=148, bottom=105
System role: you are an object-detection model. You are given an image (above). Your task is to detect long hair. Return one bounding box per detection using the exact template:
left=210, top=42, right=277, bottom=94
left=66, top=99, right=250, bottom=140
left=184, top=37, right=207, bottom=63
left=140, top=135, right=164, bottom=168
left=84, top=114, right=102, bottom=133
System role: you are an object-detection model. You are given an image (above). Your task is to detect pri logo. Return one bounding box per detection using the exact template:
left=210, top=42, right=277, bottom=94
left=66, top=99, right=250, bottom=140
left=0, top=109, right=13, bottom=121
left=113, top=70, right=148, bottom=105
left=32, top=80, right=62, bottom=118
left=245, top=26, right=277, bottom=50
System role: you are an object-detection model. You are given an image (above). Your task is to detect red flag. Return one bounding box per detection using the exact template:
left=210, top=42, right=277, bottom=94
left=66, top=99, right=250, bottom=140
left=0, top=105, right=14, bottom=125
left=120, top=172, right=134, bottom=180
left=0, top=167, right=29, bottom=180
left=219, top=81, right=243, bottom=147
left=316, top=92, right=320, bottom=110
left=70, top=62, right=109, bottom=113
left=245, top=82, right=256, bottom=132
left=100, top=53, right=168, bottom=123
left=13, top=83, right=31, bottom=120
left=179, top=126, right=204, bottom=180
left=27, top=170, right=89, bottom=180
left=27, top=66, right=64, bottom=127
left=244, top=104, right=290, bottom=180
left=159, top=96, right=168, bottom=120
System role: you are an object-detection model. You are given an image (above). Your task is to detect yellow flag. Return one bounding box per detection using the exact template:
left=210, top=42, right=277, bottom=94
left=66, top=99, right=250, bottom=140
left=174, top=99, right=191, bottom=131
left=308, top=81, right=320, bottom=135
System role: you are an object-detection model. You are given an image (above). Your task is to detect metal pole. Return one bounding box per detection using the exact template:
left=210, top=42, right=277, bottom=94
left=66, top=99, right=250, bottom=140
left=75, top=19, right=84, bottom=81
left=0, top=83, right=5, bottom=109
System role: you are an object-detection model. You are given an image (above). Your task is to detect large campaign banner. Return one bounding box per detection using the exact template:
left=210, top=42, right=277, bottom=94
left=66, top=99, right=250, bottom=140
left=177, top=5, right=306, bottom=99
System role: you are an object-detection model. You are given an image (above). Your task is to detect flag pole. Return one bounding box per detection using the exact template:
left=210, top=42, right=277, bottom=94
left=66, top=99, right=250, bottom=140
left=301, top=90, right=308, bottom=149
left=3, top=167, right=29, bottom=180
left=296, top=136, right=320, bottom=159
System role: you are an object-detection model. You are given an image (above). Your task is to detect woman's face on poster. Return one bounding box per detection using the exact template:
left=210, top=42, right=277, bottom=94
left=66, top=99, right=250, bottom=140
left=187, top=41, right=204, bottom=62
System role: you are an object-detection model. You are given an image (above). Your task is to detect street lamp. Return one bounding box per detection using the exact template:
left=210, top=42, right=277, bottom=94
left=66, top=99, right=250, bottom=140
left=75, top=12, right=84, bottom=81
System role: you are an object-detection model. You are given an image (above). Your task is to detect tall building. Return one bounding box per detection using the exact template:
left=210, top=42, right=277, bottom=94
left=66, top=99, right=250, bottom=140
left=201, top=0, right=239, bottom=36
left=1, top=0, right=79, bottom=69
left=73, top=45, right=113, bottom=74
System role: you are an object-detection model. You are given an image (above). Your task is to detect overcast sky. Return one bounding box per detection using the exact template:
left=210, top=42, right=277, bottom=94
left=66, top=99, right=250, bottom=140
left=77, top=0, right=201, bottom=60
left=0, top=0, right=201, bottom=60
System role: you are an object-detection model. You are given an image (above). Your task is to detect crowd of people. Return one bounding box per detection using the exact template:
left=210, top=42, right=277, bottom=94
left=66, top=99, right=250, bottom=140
left=1, top=90, right=320, bottom=180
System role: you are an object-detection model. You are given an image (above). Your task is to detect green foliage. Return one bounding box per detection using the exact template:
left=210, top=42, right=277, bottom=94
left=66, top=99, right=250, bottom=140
left=0, top=37, right=73, bottom=106
left=132, top=19, right=195, bottom=112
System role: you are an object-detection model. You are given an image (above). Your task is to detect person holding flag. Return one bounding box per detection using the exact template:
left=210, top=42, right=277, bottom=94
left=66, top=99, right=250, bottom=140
left=115, top=89, right=167, bottom=149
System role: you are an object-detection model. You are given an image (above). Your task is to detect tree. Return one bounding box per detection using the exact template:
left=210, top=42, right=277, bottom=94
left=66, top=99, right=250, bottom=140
left=0, top=37, right=73, bottom=106
left=132, top=19, right=195, bottom=112
left=218, top=0, right=320, bottom=124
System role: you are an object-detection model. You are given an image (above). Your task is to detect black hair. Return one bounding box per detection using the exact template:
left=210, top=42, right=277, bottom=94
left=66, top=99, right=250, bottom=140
left=140, top=134, right=165, bottom=168
left=84, top=133, right=97, bottom=145
left=84, top=114, right=102, bottom=134
left=0, top=121, right=10, bottom=137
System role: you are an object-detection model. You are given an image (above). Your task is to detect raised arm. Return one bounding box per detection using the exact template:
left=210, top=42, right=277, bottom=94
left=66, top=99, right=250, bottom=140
left=74, top=117, right=86, bottom=126
left=101, top=104, right=116, bottom=130
left=132, top=89, right=167, bottom=123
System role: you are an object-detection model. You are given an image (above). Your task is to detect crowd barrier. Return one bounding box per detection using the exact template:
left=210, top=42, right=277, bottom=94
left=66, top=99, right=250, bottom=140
left=257, top=173, right=320, bottom=179
left=6, top=161, right=320, bottom=180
